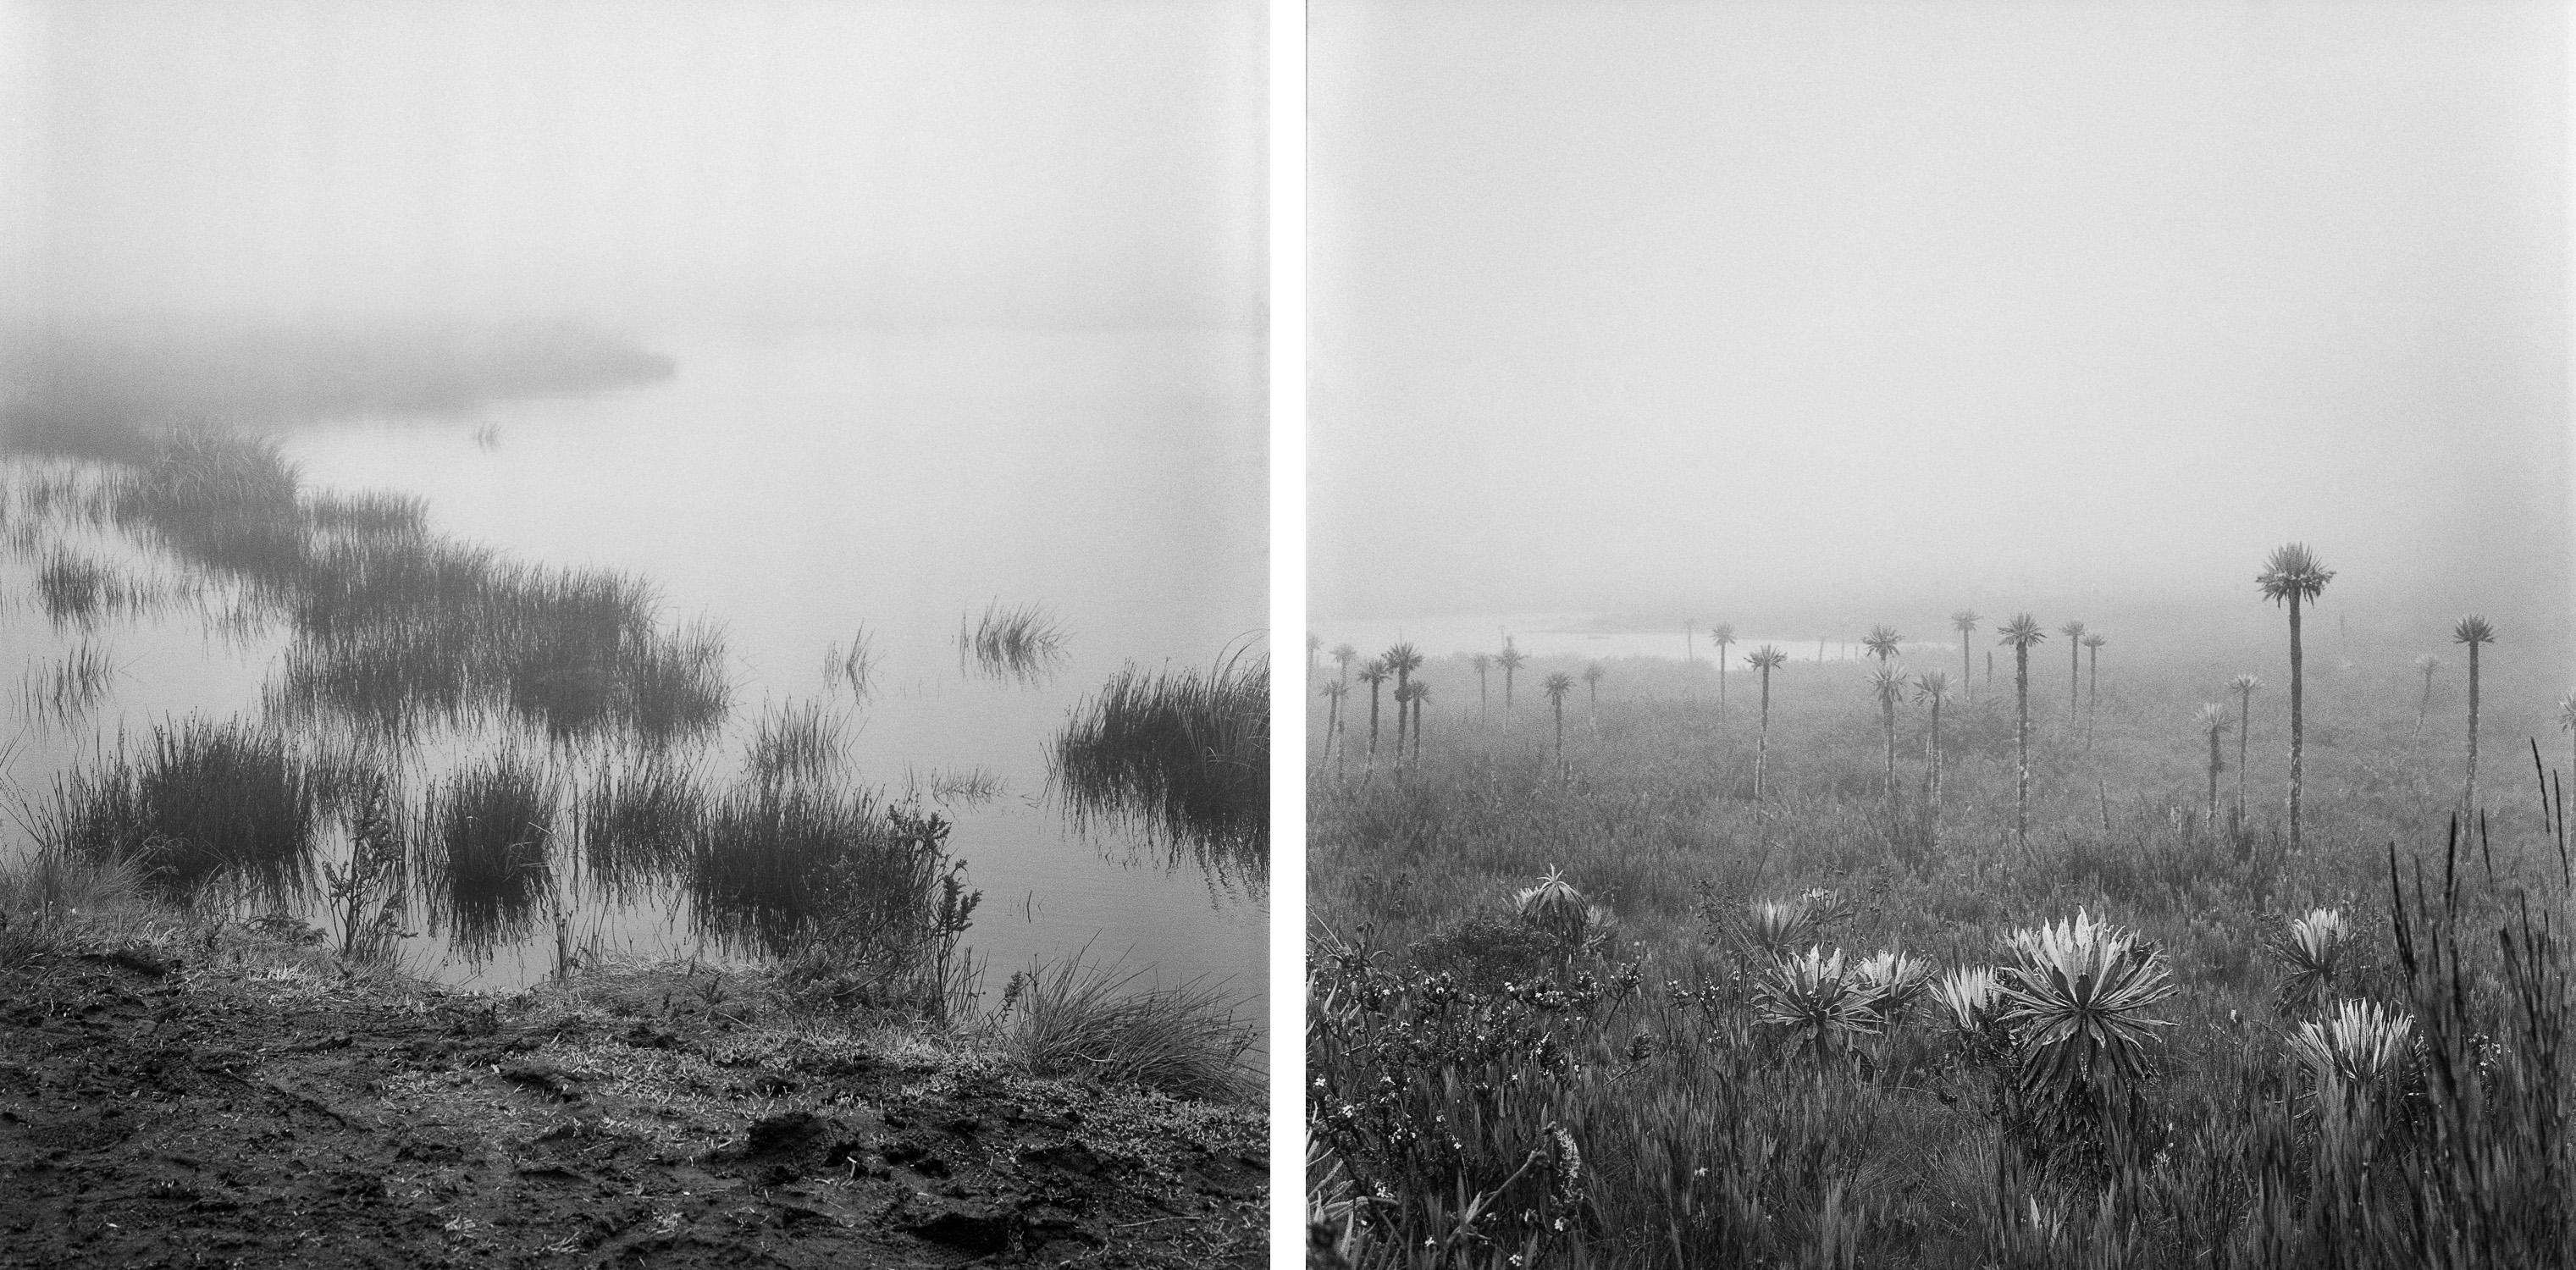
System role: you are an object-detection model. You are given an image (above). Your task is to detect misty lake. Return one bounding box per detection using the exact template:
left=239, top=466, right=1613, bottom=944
left=0, top=325, right=1267, bottom=1019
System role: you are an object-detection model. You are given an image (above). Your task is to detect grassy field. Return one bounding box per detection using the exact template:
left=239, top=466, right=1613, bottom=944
left=1307, top=619, right=2572, bottom=1267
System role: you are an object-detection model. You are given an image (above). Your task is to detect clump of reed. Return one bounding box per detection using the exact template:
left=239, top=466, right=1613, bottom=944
left=822, top=626, right=879, bottom=700
left=960, top=599, right=1069, bottom=684
left=89, top=429, right=730, bottom=745
left=33, top=547, right=130, bottom=625
left=625, top=616, right=731, bottom=743
left=1052, top=649, right=1268, bottom=881
left=37, top=716, right=319, bottom=904
left=0, top=849, right=154, bottom=969
left=111, top=431, right=310, bottom=582
left=744, top=698, right=847, bottom=787
left=16, top=639, right=120, bottom=726
left=304, top=489, right=427, bottom=543
left=574, top=748, right=704, bottom=897
left=1002, top=950, right=1258, bottom=1102
left=688, top=780, right=973, bottom=1008
left=416, top=751, right=560, bottom=958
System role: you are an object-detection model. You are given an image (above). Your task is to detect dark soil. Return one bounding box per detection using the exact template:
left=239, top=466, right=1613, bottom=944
left=0, top=946, right=1265, bottom=1268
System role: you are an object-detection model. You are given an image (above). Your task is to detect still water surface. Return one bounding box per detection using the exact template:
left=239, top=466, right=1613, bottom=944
left=3, top=326, right=1267, bottom=1013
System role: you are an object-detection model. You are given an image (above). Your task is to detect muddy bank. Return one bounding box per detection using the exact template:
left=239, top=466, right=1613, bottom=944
left=0, top=937, right=1264, bottom=1267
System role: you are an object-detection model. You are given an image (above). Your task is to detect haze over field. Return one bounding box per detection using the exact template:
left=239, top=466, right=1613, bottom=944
left=0, top=0, right=1263, bottom=331
left=1310, top=0, right=2570, bottom=658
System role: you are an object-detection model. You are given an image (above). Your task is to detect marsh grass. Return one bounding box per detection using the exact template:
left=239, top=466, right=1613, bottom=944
left=0, top=849, right=159, bottom=969
left=822, top=626, right=879, bottom=701
left=1052, top=649, right=1266, bottom=886
left=1003, top=950, right=1258, bottom=1102
left=744, top=698, right=847, bottom=787
left=960, top=599, right=1068, bottom=684
left=417, top=751, right=560, bottom=958
left=920, top=765, right=1006, bottom=806
left=69, top=430, right=734, bottom=745
left=575, top=748, right=705, bottom=897
left=37, top=716, right=319, bottom=904
left=17, top=638, right=121, bottom=727
left=685, top=776, right=977, bottom=1022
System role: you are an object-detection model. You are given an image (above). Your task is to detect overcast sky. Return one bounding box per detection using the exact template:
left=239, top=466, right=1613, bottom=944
left=0, top=0, right=1263, bottom=330
left=1311, top=1, right=2569, bottom=642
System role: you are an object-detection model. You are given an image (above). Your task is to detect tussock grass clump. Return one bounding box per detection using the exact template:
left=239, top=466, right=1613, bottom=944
left=575, top=749, right=705, bottom=897
left=626, top=617, right=731, bottom=743
left=40, top=716, right=319, bottom=903
left=17, top=638, right=120, bottom=726
left=1003, top=952, right=1257, bottom=1102
left=960, top=599, right=1068, bottom=684
left=417, top=752, right=560, bottom=958
left=1052, top=649, right=1267, bottom=881
left=113, top=432, right=309, bottom=581
left=822, top=627, right=878, bottom=701
left=744, top=699, right=847, bottom=788
left=689, top=781, right=967, bottom=972
left=305, top=489, right=428, bottom=542
left=33, top=547, right=119, bottom=623
left=0, top=850, right=157, bottom=969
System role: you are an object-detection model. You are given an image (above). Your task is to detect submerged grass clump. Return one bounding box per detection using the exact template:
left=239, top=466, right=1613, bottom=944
left=79, top=429, right=733, bottom=745
left=1003, top=952, right=1258, bottom=1102
left=960, top=599, right=1069, bottom=684
left=39, top=716, right=319, bottom=904
left=417, top=751, right=560, bottom=958
left=34, top=547, right=116, bottom=622
left=822, top=626, right=878, bottom=701
left=575, top=748, right=705, bottom=897
left=745, top=698, right=848, bottom=787
left=688, top=780, right=972, bottom=1001
left=1053, top=649, right=1268, bottom=881
left=17, top=638, right=120, bottom=726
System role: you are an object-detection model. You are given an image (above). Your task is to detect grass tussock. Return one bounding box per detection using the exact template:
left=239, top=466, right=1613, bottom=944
left=960, top=599, right=1069, bottom=685
left=17, top=638, right=120, bottom=727
left=574, top=748, right=704, bottom=897
left=74, top=429, right=733, bottom=745
left=689, top=783, right=976, bottom=1015
left=417, top=751, right=560, bottom=959
left=0, top=850, right=160, bottom=970
left=1053, top=649, right=1267, bottom=884
left=822, top=627, right=879, bottom=701
left=744, top=698, right=848, bottom=788
left=1003, top=952, right=1258, bottom=1102
left=38, top=716, right=319, bottom=904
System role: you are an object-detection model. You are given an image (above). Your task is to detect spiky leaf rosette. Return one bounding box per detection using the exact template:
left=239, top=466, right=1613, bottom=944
left=1542, top=671, right=1574, bottom=702
left=1748, top=645, right=1788, bottom=671
left=1998, top=614, right=2046, bottom=649
left=1932, top=965, right=2001, bottom=1034
left=2265, top=907, right=2347, bottom=1018
left=1754, top=946, right=1881, bottom=1065
left=1866, top=665, right=1906, bottom=707
left=1912, top=670, right=1952, bottom=705
left=1513, top=864, right=1583, bottom=920
left=1995, top=909, right=2178, bottom=1097
left=2257, top=542, right=2335, bottom=605
left=2288, top=998, right=2418, bottom=1117
left=2452, top=615, right=2496, bottom=647
left=1850, top=949, right=1934, bottom=1026
left=1739, top=897, right=1816, bottom=959
left=2230, top=673, right=2261, bottom=695
left=1863, top=624, right=1903, bottom=660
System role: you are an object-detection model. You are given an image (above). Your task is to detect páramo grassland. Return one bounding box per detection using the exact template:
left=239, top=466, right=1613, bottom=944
left=1307, top=556, right=2574, bottom=1269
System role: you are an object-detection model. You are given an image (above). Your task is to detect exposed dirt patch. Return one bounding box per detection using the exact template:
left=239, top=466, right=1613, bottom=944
left=0, top=948, right=1265, bottom=1267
